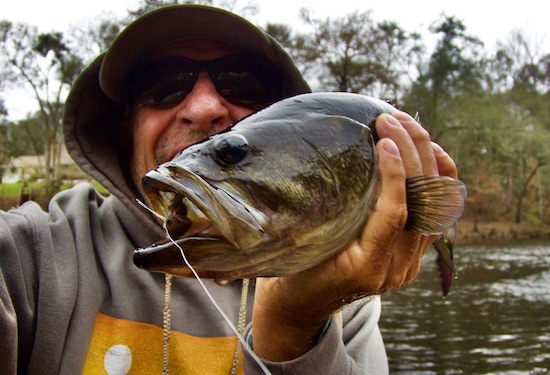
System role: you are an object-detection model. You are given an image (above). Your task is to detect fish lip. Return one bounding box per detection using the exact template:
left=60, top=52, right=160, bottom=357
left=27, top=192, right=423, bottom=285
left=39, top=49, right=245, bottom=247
left=142, top=166, right=266, bottom=248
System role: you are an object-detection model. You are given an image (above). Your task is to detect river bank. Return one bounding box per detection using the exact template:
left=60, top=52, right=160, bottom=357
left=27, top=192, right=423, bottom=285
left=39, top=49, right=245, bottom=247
left=456, top=219, right=550, bottom=245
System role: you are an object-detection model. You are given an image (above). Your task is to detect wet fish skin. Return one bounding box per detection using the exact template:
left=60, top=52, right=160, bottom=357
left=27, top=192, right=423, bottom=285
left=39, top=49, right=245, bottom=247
left=134, top=92, right=467, bottom=288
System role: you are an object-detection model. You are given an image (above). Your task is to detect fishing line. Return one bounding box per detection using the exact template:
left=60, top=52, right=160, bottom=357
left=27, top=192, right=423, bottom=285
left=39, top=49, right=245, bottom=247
left=137, top=199, right=167, bottom=221
left=136, top=199, right=271, bottom=374
left=162, top=223, right=272, bottom=375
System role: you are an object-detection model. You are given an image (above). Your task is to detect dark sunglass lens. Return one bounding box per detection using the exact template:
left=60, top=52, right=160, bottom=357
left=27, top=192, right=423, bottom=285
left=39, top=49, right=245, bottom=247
left=213, top=71, right=272, bottom=103
left=133, top=57, right=197, bottom=107
left=138, top=72, right=196, bottom=107
left=209, top=56, right=278, bottom=104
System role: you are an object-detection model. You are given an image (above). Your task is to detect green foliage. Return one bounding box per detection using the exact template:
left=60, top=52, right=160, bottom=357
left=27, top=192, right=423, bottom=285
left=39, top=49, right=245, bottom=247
left=401, top=15, right=484, bottom=139
left=0, top=181, right=108, bottom=199
left=0, top=20, right=85, bottom=197
left=0, top=182, right=26, bottom=198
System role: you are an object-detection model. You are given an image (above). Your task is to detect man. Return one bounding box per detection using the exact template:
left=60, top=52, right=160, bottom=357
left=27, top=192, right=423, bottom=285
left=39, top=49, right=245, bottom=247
left=0, top=5, right=458, bottom=374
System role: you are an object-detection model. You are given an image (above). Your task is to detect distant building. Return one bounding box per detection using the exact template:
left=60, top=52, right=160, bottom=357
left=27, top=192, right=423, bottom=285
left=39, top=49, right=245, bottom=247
left=2, top=145, right=76, bottom=183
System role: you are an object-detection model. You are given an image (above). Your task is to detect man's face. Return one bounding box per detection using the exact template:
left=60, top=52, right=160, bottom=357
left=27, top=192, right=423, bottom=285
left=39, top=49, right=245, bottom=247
left=122, top=39, right=268, bottom=196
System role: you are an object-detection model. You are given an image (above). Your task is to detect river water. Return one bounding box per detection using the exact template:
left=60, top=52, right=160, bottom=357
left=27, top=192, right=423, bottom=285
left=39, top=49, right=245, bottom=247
left=380, top=243, right=550, bottom=374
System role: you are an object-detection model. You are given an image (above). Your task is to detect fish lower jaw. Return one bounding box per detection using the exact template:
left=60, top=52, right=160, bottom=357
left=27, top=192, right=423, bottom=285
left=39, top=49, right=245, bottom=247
left=142, top=264, right=234, bottom=282
left=161, top=266, right=235, bottom=281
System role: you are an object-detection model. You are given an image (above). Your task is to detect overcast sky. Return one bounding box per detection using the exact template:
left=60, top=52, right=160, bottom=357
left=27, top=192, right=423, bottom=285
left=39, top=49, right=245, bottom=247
left=3, top=0, right=549, bottom=120
left=5, top=0, right=548, bottom=48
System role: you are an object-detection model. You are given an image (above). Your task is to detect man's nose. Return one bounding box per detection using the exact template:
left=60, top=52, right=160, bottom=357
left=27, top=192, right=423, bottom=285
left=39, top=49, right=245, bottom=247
left=175, top=72, right=231, bottom=131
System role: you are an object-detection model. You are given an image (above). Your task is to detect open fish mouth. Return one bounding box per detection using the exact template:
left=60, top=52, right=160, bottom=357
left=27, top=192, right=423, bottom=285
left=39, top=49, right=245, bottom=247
left=140, top=166, right=268, bottom=250
left=142, top=170, right=221, bottom=241
left=134, top=166, right=272, bottom=279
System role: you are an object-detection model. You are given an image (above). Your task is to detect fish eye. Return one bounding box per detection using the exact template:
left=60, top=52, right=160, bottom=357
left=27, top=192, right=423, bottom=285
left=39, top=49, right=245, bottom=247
left=212, top=133, right=249, bottom=166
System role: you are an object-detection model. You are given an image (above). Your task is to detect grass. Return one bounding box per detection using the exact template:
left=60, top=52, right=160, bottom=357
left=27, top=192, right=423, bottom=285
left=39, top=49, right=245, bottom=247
left=0, top=182, right=25, bottom=198
left=0, top=180, right=109, bottom=199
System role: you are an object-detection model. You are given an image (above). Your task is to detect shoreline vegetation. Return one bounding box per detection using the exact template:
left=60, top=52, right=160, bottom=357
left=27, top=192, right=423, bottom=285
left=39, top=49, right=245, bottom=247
left=457, top=219, right=550, bottom=245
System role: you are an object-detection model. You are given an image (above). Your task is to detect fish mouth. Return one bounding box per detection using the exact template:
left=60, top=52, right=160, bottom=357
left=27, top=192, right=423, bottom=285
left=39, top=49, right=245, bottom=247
left=134, top=166, right=269, bottom=278
left=142, top=166, right=269, bottom=246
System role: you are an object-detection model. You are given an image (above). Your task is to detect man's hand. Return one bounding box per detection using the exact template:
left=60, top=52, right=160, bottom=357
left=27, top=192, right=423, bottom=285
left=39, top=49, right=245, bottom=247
left=251, top=111, right=459, bottom=361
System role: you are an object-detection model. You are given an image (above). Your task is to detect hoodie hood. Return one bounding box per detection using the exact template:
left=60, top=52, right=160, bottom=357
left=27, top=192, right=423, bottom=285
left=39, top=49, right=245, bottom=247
left=62, top=5, right=311, bottom=235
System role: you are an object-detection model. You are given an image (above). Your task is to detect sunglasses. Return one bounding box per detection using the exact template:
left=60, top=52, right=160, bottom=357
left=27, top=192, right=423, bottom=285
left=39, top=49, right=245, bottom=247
left=129, top=55, right=281, bottom=108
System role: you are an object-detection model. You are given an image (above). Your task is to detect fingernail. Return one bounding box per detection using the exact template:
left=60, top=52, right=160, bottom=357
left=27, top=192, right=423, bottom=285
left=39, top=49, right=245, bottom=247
left=383, top=139, right=400, bottom=156
left=392, top=111, right=414, bottom=122
left=385, top=115, right=402, bottom=127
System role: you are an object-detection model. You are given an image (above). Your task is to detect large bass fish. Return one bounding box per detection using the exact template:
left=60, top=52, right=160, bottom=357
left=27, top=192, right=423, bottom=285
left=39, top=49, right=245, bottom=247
left=134, top=92, right=466, bottom=294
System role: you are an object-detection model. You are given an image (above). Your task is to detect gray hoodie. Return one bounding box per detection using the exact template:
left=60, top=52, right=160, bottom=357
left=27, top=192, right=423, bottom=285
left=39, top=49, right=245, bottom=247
left=0, top=6, right=388, bottom=375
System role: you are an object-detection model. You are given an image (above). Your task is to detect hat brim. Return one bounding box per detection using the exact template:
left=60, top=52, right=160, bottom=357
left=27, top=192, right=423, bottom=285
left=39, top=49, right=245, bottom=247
left=99, top=5, right=278, bottom=102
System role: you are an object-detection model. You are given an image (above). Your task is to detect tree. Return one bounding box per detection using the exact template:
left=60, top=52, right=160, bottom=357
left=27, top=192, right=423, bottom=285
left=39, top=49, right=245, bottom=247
left=296, top=9, right=423, bottom=100
left=70, top=1, right=260, bottom=66
left=128, top=0, right=184, bottom=18
left=264, top=23, right=309, bottom=69
left=368, top=20, right=424, bottom=100
left=493, top=29, right=550, bottom=95
left=487, top=30, right=550, bottom=223
left=298, top=10, right=383, bottom=94
left=128, top=0, right=259, bottom=19
left=0, top=21, right=84, bottom=196
left=69, top=13, right=123, bottom=64
left=402, top=15, right=484, bottom=141
left=498, top=104, right=550, bottom=223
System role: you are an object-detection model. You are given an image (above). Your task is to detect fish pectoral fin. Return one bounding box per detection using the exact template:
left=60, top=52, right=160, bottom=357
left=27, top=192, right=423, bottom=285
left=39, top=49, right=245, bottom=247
left=404, top=175, right=467, bottom=235
left=404, top=175, right=466, bottom=297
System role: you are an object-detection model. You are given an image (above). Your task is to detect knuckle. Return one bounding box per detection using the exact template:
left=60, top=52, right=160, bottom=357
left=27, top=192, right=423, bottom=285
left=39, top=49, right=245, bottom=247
left=371, top=277, right=388, bottom=293
left=411, top=126, right=431, bottom=143
left=387, top=204, right=408, bottom=230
